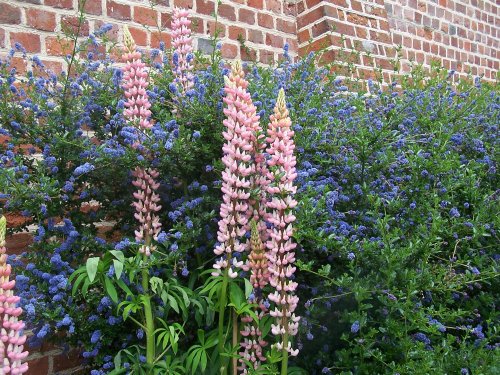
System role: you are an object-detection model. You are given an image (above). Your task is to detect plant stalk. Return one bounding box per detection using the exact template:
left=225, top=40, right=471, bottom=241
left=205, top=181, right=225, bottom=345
left=232, top=310, right=238, bottom=375
left=142, top=237, right=155, bottom=368
left=218, top=268, right=229, bottom=375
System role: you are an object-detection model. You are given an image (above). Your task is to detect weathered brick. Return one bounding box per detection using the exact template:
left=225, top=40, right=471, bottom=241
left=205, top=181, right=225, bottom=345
left=26, top=9, right=57, bottom=32
left=229, top=25, right=245, bottom=41
left=151, top=32, right=171, bottom=49
left=248, top=0, right=264, bottom=9
left=45, top=36, right=75, bottom=56
left=10, top=32, right=41, bottom=53
left=277, top=19, right=295, bottom=34
left=197, top=0, right=215, bottom=15
left=61, top=16, right=90, bottom=36
left=107, top=1, right=131, bottom=21
left=258, top=13, right=274, bottom=29
left=84, top=0, right=102, bottom=15
left=134, top=7, right=158, bottom=27
left=129, top=27, right=149, bottom=46
left=45, top=0, right=73, bottom=9
left=219, top=3, right=236, bottom=21
left=247, top=29, right=264, bottom=44
left=239, top=8, right=256, bottom=25
left=0, top=4, right=22, bottom=24
left=265, top=33, right=284, bottom=48
left=266, top=0, right=282, bottom=14
left=221, top=43, right=238, bottom=59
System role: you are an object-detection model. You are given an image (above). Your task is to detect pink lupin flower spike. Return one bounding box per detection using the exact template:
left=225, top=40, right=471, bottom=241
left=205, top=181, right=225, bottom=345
left=238, top=221, right=269, bottom=373
left=265, top=89, right=300, bottom=357
left=131, top=168, right=162, bottom=257
left=171, top=7, right=194, bottom=96
left=212, top=60, right=257, bottom=278
left=0, top=214, right=29, bottom=374
left=122, top=26, right=152, bottom=130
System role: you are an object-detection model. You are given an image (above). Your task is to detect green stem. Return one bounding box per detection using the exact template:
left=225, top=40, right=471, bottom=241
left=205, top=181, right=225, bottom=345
left=281, top=332, right=289, bottom=375
left=142, top=250, right=155, bottom=368
left=232, top=310, right=238, bottom=375
left=218, top=268, right=229, bottom=375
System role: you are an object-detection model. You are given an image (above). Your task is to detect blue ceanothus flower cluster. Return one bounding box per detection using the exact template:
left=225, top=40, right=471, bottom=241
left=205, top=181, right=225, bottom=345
left=0, top=23, right=498, bottom=374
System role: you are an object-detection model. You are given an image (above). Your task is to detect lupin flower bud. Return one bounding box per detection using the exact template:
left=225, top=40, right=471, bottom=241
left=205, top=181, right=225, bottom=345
left=122, top=26, right=152, bottom=130
left=212, top=61, right=257, bottom=277
left=171, top=7, right=194, bottom=96
left=131, top=168, right=162, bottom=257
left=0, top=214, right=29, bottom=374
left=238, top=221, right=268, bottom=373
left=265, top=89, right=300, bottom=357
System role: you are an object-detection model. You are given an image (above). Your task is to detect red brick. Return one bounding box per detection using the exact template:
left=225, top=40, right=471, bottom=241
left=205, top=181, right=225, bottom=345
left=45, top=0, right=73, bottom=9
left=26, top=355, right=49, bottom=375
left=94, top=21, right=119, bottom=42
left=260, top=50, right=274, bottom=64
left=266, top=0, right=282, bottom=14
left=247, top=30, right=263, bottom=44
left=221, top=43, right=238, bottom=59
left=35, top=59, right=64, bottom=75
left=129, top=27, right=148, bottom=47
left=239, top=8, right=256, bottom=25
left=61, top=16, right=90, bottom=36
left=0, top=4, right=21, bottom=24
left=26, top=9, right=57, bottom=32
left=0, top=55, right=26, bottom=73
left=84, top=0, right=102, bottom=15
left=207, top=20, right=226, bottom=37
left=258, top=13, right=274, bottom=29
left=219, top=4, right=236, bottom=21
left=298, top=29, right=310, bottom=44
left=134, top=7, right=157, bottom=27
left=266, top=33, right=284, bottom=48
left=240, top=46, right=257, bottom=61
left=10, top=32, right=41, bottom=53
left=52, top=349, right=82, bottom=372
left=305, top=0, right=322, bottom=8
left=248, top=0, right=264, bottom=9
left=346, top=13, right=369, bottom=26
left=107, top=1, right=131, bottom=21
left=6, top=233, right=33, bottom=255
left=332, top=21, right=355, bottom=36
left=191, top=17, right=204, bottom=33
left=229, top=26, right=245, bottom=41
left=151, top=32, right=171, bottom=49
left=312, top=19, right=332, bottom=38
left=351, top=0, right=363, bottom=12
left=276, top=19, right=295, bottom=34
left=173, top=0, right=194, bottom=8
left=0, top=28, right=4, bottom=48
left=197, top=0, right=215, bottom=15
left=45, top=36, right=75, bottom=56
left=297, top=7, right=323, bottom=29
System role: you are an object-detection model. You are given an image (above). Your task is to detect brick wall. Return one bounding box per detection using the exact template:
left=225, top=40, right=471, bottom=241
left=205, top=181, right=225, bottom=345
left=0, top=0, right=299, bottom=74
left=0, top=0, right=498, bottom=373
left=297, top=0, right=498, bottom=81
left=1, top=1, right=497, bottom=81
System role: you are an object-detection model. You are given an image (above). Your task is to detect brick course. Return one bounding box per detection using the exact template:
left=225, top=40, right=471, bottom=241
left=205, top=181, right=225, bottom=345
left=1, top=1, right=497, bottom=79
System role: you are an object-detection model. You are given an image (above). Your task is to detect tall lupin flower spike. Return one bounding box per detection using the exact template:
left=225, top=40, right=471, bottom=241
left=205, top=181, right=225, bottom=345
left=265, top=89, right=300, bottom=366
left=131, top=168, right=162, bottom=257
left=238, top=220, right=268, bottom=373
left=0, top=213, right=29, bottom=375
left=212, top=61, right=256, bottom=278
left=122, top=26, right=152, bottom=130
left=171, top=7, right=194, bottom=96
